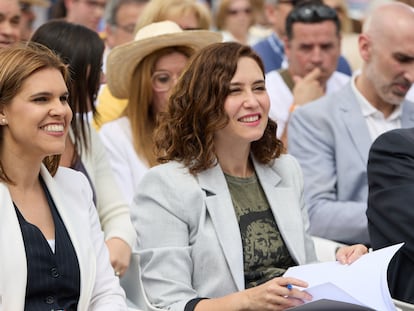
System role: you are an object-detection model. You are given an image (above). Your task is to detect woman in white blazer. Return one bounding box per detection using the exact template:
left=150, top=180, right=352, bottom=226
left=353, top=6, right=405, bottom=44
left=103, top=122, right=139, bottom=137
left=0, top=43, right=128, bottom=310
left=132, top=42, right=367, bottom=311
left=30, top=20, right=136, bottom=277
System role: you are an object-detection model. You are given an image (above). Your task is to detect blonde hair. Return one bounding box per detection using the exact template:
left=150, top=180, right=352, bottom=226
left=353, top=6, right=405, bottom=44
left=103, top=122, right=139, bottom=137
left=0, top=42, right=69, bottom=183
left=125, top=45, right=195, bottom=167
left=135, top=0, right=211, bottom=32
left=215, top=0, right=255, bottom=30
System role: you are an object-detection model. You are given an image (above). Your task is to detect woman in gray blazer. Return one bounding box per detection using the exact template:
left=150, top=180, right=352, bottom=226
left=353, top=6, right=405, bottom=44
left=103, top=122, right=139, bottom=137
left=132, top=42, right=367, bottom=311
left=0, top=43, right=127, bottom=309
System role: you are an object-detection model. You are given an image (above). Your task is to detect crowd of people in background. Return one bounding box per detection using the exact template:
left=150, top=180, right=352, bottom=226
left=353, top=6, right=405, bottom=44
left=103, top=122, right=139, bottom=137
left=0, top=0, right=414, bottom=310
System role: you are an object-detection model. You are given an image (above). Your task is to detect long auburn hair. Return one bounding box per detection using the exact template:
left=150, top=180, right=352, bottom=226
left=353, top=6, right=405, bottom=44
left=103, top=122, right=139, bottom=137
left=125, top=45, right=196, bottom=167
left=0, top=42, right=69, bottom=183
left=155, top=42, right=283, bottom=175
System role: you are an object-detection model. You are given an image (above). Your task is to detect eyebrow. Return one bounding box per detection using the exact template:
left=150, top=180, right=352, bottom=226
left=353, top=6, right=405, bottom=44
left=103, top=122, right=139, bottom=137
left=230, top=79, right=265, bottom=85
left=29, top=90, right=69, bottom=97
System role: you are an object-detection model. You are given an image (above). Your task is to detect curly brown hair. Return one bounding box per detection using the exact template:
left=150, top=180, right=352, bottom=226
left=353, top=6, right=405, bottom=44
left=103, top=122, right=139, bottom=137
left=155, top=42, right=283, bottom=174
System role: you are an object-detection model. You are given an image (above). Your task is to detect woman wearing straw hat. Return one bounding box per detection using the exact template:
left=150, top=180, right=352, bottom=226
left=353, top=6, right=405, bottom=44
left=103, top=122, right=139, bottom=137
left=99, top=21, right=221, bottom=204
left=94, top=0, right=214, bottom=131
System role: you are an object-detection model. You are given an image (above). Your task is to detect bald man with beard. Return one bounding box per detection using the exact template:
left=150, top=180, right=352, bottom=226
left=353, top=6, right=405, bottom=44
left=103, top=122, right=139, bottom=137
left=0, top=0, right=20, bottom=47
left=288, top=2, right=414, bottom=246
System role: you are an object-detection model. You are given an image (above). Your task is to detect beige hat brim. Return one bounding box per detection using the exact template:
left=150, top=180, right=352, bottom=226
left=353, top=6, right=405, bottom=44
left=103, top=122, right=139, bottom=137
left=20, top=0, right=51, bottom=7
left=106, top=30, right=222, bottom=99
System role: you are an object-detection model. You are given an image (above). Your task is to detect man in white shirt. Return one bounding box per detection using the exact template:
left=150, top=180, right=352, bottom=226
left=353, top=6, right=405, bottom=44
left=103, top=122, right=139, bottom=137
left=265, top=1, right=349, bottom=140
left=288, top=2, right=414, bottom=245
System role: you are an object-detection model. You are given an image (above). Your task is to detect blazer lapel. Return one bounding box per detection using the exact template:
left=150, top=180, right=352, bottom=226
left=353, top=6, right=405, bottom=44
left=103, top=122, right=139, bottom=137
left=40, top=166, right=95, bottom=309
left=252, top=159, right=307, bottom=265
left=197, top=165, right=245, bottom=291
left=339, top=85, right=372, bottom=164
left=0, top=183, right=27, bottom=310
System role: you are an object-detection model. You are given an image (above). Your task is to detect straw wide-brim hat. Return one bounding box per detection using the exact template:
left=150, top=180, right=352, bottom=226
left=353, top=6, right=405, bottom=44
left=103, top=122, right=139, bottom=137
left=106, top=20, right=222, bottom=99
left=20, top=0, right=50, bottom=7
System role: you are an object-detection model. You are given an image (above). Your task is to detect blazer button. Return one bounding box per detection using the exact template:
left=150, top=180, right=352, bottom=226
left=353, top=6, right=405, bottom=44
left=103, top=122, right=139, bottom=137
left=45, top=296, right=54, bottom=304
left=51, top=267, right=60, bottom=278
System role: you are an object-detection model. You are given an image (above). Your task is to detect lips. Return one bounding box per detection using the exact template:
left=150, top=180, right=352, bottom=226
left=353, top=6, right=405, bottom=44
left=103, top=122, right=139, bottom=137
left=238, top=115, right=260, bottom=123
left=41, top=124, right=65, bottom=132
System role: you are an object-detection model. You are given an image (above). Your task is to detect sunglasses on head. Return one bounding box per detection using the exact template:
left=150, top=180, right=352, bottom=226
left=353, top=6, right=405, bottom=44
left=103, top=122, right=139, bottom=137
left=289, top=4, right=337, bottom=22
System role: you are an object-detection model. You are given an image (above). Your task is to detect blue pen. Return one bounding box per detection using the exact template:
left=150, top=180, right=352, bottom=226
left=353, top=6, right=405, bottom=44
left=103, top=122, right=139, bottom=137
left=287, top=284, right=293, bottom=290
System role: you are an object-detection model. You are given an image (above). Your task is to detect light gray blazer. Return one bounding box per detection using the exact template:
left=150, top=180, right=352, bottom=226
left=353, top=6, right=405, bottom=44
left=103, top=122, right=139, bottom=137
left=131, top=154, right=317, bottom=311
left=0, top=165, right=127, bottom=310
left=288, top=82, right=414, bottom=245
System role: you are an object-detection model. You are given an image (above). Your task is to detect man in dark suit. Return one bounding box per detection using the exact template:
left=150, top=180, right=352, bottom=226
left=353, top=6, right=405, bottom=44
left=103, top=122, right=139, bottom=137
left=367, top=127, right=414, bottom=304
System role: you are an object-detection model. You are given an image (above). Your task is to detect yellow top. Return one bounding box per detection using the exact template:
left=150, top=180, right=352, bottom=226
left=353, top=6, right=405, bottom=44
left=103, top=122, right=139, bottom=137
left=93, top=84, right=128, bottom=130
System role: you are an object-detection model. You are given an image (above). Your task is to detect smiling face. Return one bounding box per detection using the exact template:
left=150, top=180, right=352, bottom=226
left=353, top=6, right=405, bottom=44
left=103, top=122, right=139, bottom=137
left=214, top=56, right=269, bottom=152
left=1, top=68, right=72, bottom=161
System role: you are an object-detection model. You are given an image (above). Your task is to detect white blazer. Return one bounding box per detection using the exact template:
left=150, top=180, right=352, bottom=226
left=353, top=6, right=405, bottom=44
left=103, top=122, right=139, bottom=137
left=74, top=124, right=136, bottom=248
left=132, top=154, right=317, bottom=311
left=99, top=117, right=149, bottom=204
left=0, top=165, right=128, bottom=310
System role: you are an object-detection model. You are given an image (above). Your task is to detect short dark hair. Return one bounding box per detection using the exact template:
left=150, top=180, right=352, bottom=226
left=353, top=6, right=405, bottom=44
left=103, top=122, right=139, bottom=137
left=286, top=1, right=341, bottom=40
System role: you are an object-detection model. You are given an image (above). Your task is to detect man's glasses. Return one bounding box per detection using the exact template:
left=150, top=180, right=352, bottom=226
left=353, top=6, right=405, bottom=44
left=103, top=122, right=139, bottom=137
left=114, top=22, right=135, bottom=34
left=151, top=71, right=178, bottom=92
left=227, top=7, right=252, bottom=16
left=78, top=0, right=106, bottom=10
left=289, top=4, right=338, bottom=22
left=20, top=2, right=32, bottom=13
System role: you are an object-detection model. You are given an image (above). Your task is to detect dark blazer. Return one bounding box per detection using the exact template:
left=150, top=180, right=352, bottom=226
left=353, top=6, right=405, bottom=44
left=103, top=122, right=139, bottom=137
left=367, top=127, right=414, bottom=304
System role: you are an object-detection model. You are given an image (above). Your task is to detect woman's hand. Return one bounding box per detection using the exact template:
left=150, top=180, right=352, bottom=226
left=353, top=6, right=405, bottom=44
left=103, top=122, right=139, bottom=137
left=336, top=244, right=368, bottom=265
left=242, top=277, right=312, bottom=311
left=105, top=237, right=132, bottom=277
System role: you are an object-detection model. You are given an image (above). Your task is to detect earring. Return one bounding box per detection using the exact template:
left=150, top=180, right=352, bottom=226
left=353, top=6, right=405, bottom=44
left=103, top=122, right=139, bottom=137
left=0, top=118, right=7, bottom=125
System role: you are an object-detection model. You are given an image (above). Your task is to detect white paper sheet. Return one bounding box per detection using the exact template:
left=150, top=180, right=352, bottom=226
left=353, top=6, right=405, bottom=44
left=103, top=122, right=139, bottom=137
left=283, top=243, right=404, bottom=311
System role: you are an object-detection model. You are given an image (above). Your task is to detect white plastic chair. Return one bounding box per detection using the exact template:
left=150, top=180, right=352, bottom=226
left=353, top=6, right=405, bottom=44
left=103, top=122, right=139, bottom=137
left=120, top=253, right=165, bottom=311
left=393, top=298, right=414, bottom=311
left=311, top=236, right=346, bottom=262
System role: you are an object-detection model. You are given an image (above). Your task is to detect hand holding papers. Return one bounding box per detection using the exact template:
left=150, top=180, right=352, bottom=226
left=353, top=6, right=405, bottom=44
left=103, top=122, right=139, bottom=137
left=283, top=243, right=404, bottom=310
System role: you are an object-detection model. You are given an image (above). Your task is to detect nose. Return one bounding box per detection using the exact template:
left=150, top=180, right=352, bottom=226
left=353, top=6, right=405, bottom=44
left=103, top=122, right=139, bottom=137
left=243, top=90, right=260, bottom=107
left=310, top=47, right=323, bottom=65
left=166, top=75, right=180, bottom=94
left=49, top=99, right=72, bottom=119
left=404, top=63, right=414, bottom=84
left=1, top=21, right=16, bottom=36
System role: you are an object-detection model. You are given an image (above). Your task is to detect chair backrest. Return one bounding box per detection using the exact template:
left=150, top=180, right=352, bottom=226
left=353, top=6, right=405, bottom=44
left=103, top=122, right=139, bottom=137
left=311, top=236, right=346, bottom=262
left=121, top=253, right=165, bottom=311
left=394, top=298, right=414, bottom=311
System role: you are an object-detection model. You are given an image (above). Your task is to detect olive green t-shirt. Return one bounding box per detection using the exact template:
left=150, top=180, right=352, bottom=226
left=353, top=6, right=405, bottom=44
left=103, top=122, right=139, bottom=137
left=224, top=172, right=297, bottom=288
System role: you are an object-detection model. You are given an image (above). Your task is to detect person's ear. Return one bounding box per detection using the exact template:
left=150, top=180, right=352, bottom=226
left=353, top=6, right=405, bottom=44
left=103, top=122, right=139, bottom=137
left=0, top=107, right=8, bottom=126
left=358, top=33, right=371, bottom=62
